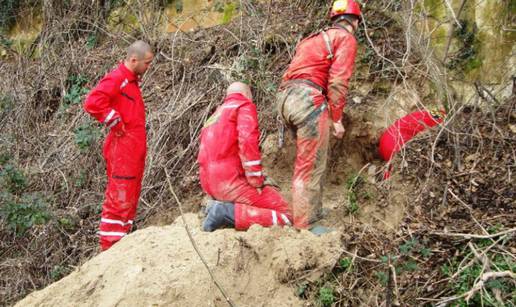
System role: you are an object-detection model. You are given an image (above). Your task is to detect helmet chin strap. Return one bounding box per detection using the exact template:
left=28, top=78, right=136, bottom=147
left=333, top=16, right=357, bottom=33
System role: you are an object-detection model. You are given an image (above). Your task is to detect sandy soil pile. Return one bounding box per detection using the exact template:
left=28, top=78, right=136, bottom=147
left=15, top=214, right=343, bottom=307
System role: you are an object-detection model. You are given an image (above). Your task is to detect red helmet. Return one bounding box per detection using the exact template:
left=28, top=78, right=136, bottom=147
left=330, top=0, right=361, bottom=20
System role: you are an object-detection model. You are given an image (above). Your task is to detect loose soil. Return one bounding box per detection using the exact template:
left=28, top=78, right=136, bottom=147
left=15, top=214, right=343, bottom=307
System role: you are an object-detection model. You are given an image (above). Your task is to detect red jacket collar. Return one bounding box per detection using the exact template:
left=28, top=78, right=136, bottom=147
left=119, top=63, right=138, bottom=82
left=225, top=93, right=252, bottom=104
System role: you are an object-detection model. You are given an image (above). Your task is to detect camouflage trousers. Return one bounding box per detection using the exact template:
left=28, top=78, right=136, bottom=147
left=275, top=84, right=330, bottom=229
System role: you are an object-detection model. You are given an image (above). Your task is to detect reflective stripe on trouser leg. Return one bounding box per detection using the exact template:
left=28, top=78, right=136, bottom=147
left=216, top=183, right=292, bottom=230
left=213, top=179, right=292, bottom=220
left=99, top=174, right=142, bottom=251
left=234, top=203, right=292, bottom=230
left=100, top=133, right=145, bottom=251
left=292, top=108, right=330, bottom=229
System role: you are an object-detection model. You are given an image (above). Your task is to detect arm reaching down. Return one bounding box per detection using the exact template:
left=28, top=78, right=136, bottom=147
left=236, top=101, right=265, bottom=188
left=326, top=33, right=357, bottom=125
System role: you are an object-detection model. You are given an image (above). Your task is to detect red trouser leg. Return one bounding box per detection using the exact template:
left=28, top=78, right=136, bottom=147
left=234, top=202, right=292, bottom=230
left=211, top=179, right=292, bottom=230
left=232, top=185, right=292, bottom=230
left=99, top=133, right=145, bottom=251
left=275, top=85, right=330, bottom=229
left=292, top=110, right=330, bottom=229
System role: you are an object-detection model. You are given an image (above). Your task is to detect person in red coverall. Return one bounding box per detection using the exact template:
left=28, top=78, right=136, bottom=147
left=378, top=107, right=446, bottom=178
left=84, top=40, right=154, bottom=251
left=199, top=82, right=292, bottom=232
left=275, top=0, right=360, bottom=228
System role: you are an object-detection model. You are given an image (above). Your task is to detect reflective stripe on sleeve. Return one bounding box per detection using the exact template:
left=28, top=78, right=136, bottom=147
left=101, top=218, right=133, bottom=226
left=223, top=104, right=240, bottom=109
left=272, top=211, right=278, bottom=225
left=243, top=160, right=261, bottom=167
left=107, top=118, right=120, bottom=129
left=98, top=231, right=127, bottom=237
left=245, top=171, right=262, bottom=177
left=103, top=109, right=116, bottom=124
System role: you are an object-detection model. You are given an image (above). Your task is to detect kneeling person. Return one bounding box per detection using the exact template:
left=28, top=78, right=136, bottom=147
left=198, top=82, right=292, bottom=231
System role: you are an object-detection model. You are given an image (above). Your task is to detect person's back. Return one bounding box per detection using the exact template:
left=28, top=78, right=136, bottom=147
left=198, top=82, right=292, bottom=232
left=283, top=28, right=357, bottom=96
left=198, top=91, right=263, bottom=198
left=198, top=93, right=252, bottom=171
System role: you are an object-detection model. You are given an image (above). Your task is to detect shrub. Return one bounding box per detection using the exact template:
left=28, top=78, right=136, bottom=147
left=318, top=286, right=335, bottom=307
left=0, top=0, right=20, bottom=33
left=0, top=193, right=51, bottom=235
left=86, top=34, right=97, bottom=49
left=346, top=174, right=362, bottom=214
left=74, top=123, right=100, bottom=151
left=0, top=94, right=13, bottom=112
left=0, top=163, right=27, bottom=194
left=63, top=74, right=89, bottom=106
left=50, top=265, right=67, bottom=281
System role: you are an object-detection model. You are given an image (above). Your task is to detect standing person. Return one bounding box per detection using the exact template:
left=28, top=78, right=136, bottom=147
left=84, top=40, right=154, bottom=251
left=199, top=82, right=292, bottom=232
left=275, top=0, right=361, bottom=229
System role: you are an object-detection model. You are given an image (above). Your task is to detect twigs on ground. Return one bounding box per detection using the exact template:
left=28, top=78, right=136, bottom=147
left=165, top=169, right=236, bottom=307
left=432, top=228, right=516, bottom=240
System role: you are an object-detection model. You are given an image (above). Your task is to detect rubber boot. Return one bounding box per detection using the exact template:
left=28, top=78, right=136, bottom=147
left=202, top=201, right=235, bottom=232
left=309, top=225, right=334, bottom=236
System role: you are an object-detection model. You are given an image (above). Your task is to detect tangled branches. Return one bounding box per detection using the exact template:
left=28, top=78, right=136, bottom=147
left=0, top=1, right=335, bottom=304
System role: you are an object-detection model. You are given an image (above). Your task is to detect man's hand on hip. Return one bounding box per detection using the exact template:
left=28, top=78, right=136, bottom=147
left=332, top=120, right=345, bottom=139
left=112, top=120, right=126, bottom=137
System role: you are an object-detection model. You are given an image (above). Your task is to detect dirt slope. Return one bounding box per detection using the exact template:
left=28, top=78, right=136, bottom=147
left=15, top=214, right=343, bottom=307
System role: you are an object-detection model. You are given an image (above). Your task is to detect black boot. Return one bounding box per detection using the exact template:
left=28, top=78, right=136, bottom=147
left=202, top=201, right=235, bottom=232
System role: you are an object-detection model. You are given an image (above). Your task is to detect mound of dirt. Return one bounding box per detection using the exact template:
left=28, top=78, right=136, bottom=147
left=15, top=214, right=343, bottom=307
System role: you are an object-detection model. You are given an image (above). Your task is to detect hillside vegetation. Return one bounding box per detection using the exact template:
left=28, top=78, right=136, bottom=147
left=1, top=0, right=514, bottom=306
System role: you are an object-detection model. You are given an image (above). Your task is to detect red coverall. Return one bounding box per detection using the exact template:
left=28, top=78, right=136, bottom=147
left=198, top=93, right=292, bottom=230
left=84, top=63, right=147, bottom=251
left=276, top=26, right=357, bottom=228
left=378, top=110, right=445, bottom=178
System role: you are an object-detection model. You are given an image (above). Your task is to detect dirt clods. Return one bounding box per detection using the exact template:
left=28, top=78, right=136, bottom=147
left=15, top=214, right=342, bottom=307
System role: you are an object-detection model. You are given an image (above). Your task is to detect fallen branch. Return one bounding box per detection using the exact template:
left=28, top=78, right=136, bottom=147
left=442, top=0, right=467, bottom=62
left=340, top=248, right=382, bottom=264
left=435, top=270, right=516, bottom=306
left=467, top=242, right=490, bottom=271
left=447, top=234, right=508, bottom=282
left=448, top=189, right=489, bottom=235
left=165, top=169, right=236, bottom=307
left=464, top=271, right=516, bottom=302
left=474, top=81, right=500, bottom=105
left=432, top=228, right=516, bottom=240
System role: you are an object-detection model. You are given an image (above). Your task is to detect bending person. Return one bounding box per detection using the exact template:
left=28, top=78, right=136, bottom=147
left=198, top=82, right=292, bottom=231
left=275, top=0, right=361, bottom=228
left=378, top=107, right=446, bottom=178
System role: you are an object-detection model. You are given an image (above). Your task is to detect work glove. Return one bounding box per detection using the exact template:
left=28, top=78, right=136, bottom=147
left=263, top=175, right=281, bottom=191
left=111, top=119, right=126, bottom=137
